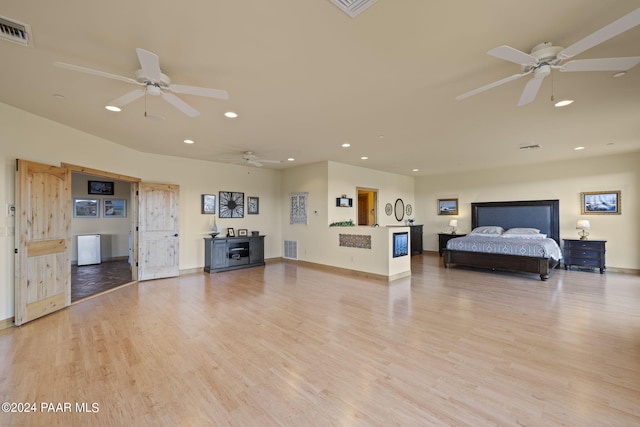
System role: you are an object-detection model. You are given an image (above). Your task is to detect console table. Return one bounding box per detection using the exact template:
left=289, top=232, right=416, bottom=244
left=204, top=236, right=265, bottom=273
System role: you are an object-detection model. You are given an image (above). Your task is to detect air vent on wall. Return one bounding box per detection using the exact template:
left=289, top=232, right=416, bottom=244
left=284, top=240, right=298, bottom=260
left=329, top=0, right=376, bottom=17
left=0, top=16, right=32, bottom=47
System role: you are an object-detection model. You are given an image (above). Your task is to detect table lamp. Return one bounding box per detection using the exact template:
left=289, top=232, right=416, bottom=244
left=576, top=219, right=590, bottom=240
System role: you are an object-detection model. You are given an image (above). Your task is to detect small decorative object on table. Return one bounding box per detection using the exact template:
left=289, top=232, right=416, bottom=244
left=448, top=219, right=458, bottom=234
left=329, top=219, right=355, bottom=227
left=238, top=229, right=248, bottom=236
left=227, top=227, right=235, bottom=237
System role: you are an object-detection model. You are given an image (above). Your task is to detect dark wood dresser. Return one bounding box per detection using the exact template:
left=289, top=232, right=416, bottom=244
left=563, top=239, right=606, bottom=273
left=409, top=225, right=423, bottom=256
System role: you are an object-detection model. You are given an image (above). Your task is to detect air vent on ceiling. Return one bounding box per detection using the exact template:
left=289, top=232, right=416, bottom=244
left=329, top=0, right=377, bottom=17
left=0, top=16, right=32, bottom=47
left=519, top=144, right=541, bottom=150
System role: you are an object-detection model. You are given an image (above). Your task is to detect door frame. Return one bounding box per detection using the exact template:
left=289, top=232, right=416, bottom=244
left=61, top=163, right=141, bottom=281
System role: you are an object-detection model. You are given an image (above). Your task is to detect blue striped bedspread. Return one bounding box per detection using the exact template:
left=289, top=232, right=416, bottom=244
left=446, top=235, right=563, bottom=261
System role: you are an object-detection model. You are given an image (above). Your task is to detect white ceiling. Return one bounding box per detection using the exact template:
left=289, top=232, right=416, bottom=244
left=1, top=1, right=639, bottom=176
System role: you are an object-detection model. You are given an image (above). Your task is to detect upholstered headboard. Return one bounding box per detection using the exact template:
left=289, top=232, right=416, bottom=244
left=471, top=200, right=560, bottom=245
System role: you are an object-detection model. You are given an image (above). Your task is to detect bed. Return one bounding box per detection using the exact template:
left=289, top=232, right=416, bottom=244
left=442, top=200, right=562, bottom=281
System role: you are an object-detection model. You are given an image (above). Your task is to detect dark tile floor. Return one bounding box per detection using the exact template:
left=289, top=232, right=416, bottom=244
left=71, top=259, right=133, bottom=302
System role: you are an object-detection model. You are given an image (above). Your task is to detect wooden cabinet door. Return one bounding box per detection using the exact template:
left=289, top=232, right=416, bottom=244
left=212, top=239, right=228, bottom=269
left=15, top=160, right=71, bottom=325
left=249, top=237, right=264, bottom=264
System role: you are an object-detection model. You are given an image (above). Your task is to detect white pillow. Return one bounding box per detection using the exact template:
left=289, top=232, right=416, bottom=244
left=501, top=233, right=547, bottom=239
left=470, top=226, right=504, bottom=235
left=504, top=227, right=540, bottom=235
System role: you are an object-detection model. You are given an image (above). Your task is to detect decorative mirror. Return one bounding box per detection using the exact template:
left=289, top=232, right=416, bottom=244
left=394, top=198, right=404, bottom=222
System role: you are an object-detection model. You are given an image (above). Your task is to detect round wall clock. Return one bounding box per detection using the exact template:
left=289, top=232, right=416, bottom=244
left=394, top=198, right=404, bottom=222
left=406, top=204, right=412, bottom=216
left=385, top=203, right=393, bottom=216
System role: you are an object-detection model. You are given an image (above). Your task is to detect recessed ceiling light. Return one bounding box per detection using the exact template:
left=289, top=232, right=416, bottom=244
left=412, top=168, right=419, bottom=172
left=360, top=156, right=368, bottom=160
left=341, top=143, right=351, bottom=148
left=287, top=158, right=295, bottom=161
left=105, top=105, right=121, bottom=112
left=554, top=99, right=574, bottom=107
left=224, top=111, right=238, bottom=118
left=184, top=139, right=194, bottom=144
left=613, top=71, right=627, bottom=78
left=574, top=146, right=585, bottom=151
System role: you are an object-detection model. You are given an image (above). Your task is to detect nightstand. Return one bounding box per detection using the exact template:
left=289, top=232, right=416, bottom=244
left=438, top=233, right=466, bottom=256
left=563, top=239, right=606, bottom=274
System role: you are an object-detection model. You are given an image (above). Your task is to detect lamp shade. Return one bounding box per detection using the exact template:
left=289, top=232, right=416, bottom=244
left=576, top=220, right=591, bottom=229
left=449, top=219, right=458, bottom=227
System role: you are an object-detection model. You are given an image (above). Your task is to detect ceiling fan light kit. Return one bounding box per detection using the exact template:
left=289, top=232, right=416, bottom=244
left=457, top=8, right=640, bottom=106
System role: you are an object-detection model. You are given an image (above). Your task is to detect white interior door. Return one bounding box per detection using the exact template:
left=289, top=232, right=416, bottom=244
left=15, top=160, right=71, bottom=325
left=138, top=183, right=180, bottom=280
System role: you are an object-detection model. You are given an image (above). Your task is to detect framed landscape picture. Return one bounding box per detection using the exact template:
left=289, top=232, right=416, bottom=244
left=74, top=198, right=99, bottom=218
left=88, top=180, right=114, bottom=195
left=438, top=198, right=458, bottom=215
left=581, top=190, right=621, bottom=215
left=103, top=199, right=126, bottom=218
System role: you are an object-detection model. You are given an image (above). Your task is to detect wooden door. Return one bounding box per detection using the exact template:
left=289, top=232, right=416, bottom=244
left=15, top=160, right=71, bottom=325
left=138, top=183, right=180, bottom=280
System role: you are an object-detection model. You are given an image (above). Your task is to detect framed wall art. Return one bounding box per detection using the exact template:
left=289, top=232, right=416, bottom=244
left=88, top=180, right=114, bottom=195
left=290, top=192, right=308, bottom=225
left=438, top=198, right=458, bottom=215
left=219, top=191, right=244, bottom=218
left=74, top=198, right=99, bottom=218
left=202, top=194, right=216, bottom=214
left=247, top=196, right=259, bottom=215
left=103, top=199, right=126, bottom=218
left=581, top=190, right=621, bottom=215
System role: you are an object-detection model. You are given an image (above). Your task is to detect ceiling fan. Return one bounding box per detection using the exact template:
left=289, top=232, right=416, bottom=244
left=226, top=151, right=282, bottom=167
left=457, top=8, right=640, bottom=106
left=54, top=48, right=229, bottom=117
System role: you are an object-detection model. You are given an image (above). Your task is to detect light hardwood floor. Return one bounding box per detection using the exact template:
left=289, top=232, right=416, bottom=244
left=1, top=254, right=639, bottom=426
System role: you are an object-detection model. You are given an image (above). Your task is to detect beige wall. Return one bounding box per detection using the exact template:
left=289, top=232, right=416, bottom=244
left=414, top=152, right=640, bottom=270
left=0, top=102, right=282, bottom=321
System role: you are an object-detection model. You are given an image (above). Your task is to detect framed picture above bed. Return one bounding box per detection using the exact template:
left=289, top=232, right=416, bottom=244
left=438, top=198, right=458, bottom=215
left=581, top=191, right=621, bottom=215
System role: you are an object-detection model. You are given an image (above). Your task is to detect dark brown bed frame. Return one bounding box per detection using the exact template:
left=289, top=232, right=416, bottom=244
left=442, top=200, right=561, bottom=281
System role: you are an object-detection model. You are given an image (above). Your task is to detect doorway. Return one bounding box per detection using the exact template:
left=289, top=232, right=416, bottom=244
left=70, top=172, right=134, bottom=301
left=357, top=187, right=378, bottom=226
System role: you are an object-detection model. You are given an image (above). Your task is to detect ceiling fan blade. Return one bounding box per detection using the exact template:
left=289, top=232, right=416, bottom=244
left=136, top=48, right=162, bottom=82
left=54, top=61, right=139, bottom=85
left=108, top=89, right=145, bottom=107
left=560, top=56, right=640, bottom=72
left=488, top=45, right=538, bottom=66
left=256, top=159, right=281, bottom=164
left=248, top=160, right=263, bottom=167
left=161, top=92, right=200, bottom=117
left=456, top=71, right=531, bottom=101
left=517, top=75, right=545, bottom=106
left=169, top=84, right=229, bottom=100
left=558, top=8, right=640, bottom=60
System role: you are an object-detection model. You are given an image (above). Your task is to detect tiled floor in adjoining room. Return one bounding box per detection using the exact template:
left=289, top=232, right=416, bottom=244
left=71, top=259, right=133, bottom=302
